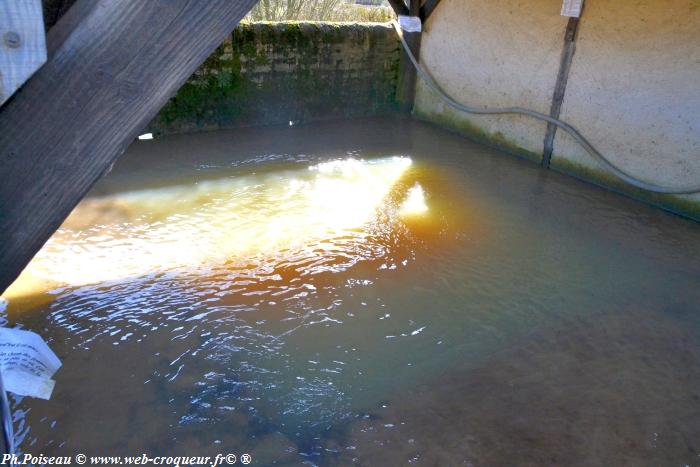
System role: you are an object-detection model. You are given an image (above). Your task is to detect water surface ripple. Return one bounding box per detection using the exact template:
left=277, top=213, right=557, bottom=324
left=2, top=118, right=700, bottom=466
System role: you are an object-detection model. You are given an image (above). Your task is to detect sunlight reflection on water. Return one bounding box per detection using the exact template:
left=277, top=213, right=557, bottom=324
left=4, top=119, right=700, bottom=465
left=5, top=156, right=418, bottom=298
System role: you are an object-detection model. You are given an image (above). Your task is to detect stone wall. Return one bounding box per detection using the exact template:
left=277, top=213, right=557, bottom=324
left=414, top=0, right=700, bottom=220
left=148, top=21, right=401, bottom=135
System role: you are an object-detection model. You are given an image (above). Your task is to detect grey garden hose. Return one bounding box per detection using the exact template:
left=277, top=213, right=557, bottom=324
left=391, top=21, right=700, bottom=195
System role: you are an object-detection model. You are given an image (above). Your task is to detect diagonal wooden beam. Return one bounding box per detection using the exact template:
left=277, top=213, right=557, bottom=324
left=387, top=0, right=409, bottom=17
left=0, top=0, right=47, bottom=106
left=0, top=0, right=258, bottom=294
left=420, top=0, right=441, bottom=22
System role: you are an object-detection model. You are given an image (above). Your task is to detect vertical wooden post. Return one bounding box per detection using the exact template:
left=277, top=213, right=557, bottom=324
left=542, top=14, right=582, bottom=168
left=396, top=0, right=422, bottom=113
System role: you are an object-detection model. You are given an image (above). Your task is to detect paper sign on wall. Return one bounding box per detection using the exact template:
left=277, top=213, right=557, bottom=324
left=561, top=0, right=583, bottom=17
left=0, top=328, right=61, bottom=400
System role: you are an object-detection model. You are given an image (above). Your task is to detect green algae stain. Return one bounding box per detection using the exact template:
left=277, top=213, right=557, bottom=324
left=412, top=105, right=543, bottom=164
left=551, top=157, right=700, bottom=222
left=413, top=91, right=700, bottom=222
left=151, top=22, right=401, bottom=135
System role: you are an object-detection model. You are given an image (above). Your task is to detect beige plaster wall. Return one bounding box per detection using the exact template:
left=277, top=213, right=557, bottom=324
left=414, top=0, right=567, bottom=161
left=414, top=0, right=700, bottom=216
left=552, top=0, right=700, bottom=204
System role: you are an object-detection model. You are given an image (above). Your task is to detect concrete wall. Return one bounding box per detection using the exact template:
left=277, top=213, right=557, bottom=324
left=414, top=0, right=700, bottom=219
left=149, top=22, right=400, bottom=135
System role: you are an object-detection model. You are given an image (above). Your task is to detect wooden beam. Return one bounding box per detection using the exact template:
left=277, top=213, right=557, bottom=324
left=542, top=16, right=581, bottom=168
left=396, top=0, right=422, bottom=112
left=0, top=0, right=258, bottom=294
left=41, top=0, right=78, bottom=32
left=0, top=0, right=47, bottom=106
left=419, top=0, right=442, bottom=22
left=387, top=0, right=409, bottom=17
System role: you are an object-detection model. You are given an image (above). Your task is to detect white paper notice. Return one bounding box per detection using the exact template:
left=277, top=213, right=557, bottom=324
left=0, top=328, right=61, bottom=400
left=398, top=15, right=422, bottom=33
left=561, top=0, right=583, bottom=17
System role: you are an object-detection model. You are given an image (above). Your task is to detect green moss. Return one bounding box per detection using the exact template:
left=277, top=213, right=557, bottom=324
left=320, top=23, right=348, bottom=44
left=551, top=157, right=700, bottom=221
left=156, top=38, right=253, bottom=126
left=279, top=22, right=305, bottom=44
left=414, top=99, right=700, bottom=222
left=413, top=107, right=543, bottom=163
left=240, top=42, right=257, bottom=58
left=151, top=21, right=401, bottom=133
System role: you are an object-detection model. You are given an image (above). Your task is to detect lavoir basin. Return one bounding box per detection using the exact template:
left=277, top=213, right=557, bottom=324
left=2, top=117, right=700, bottom=466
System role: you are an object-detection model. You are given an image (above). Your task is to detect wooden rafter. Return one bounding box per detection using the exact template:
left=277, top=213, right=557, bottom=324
left=394, top=0, right=422, bottom=111
left=420, top=0, right=442, bottom=22
left=0, top=0, right=258, bottom=294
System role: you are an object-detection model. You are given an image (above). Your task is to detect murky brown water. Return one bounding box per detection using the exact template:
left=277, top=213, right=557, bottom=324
left=2, top=117, right=700, bottom=466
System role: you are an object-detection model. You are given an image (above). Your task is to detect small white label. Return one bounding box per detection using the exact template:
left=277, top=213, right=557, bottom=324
left=0, top=328, right=61, bottom=400
left=398, top=15, right=422, bottom=33
left=561, top=0, right=583, bottom=17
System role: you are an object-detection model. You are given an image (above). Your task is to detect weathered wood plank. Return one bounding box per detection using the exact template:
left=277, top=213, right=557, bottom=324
left=419, top=0, right=441, bottom=22
left=0, top=0, right=258, bottom=294
left=396, top=0, right=422, bottom=112
left=542, top=16, right=581, bottom=168
left=0, top=0, right=47, bottom=106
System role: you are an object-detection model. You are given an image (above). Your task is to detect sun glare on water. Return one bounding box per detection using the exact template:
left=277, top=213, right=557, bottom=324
left=3, top=157, right=427, bottom=304
left=399, top=183, right=429, bottom=216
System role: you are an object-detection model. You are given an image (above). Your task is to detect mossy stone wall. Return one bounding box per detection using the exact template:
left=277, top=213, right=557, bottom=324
left=149, top=21, right=400, bottom=134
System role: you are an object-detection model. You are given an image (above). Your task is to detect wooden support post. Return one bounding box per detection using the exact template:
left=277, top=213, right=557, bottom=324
left=0, top=0, right=258, bottom=294
left=396, top=0, right=422, bottom=113
left=541, top=16, right=581, bottom=168
left=419, top=0, right=442, bottom=22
